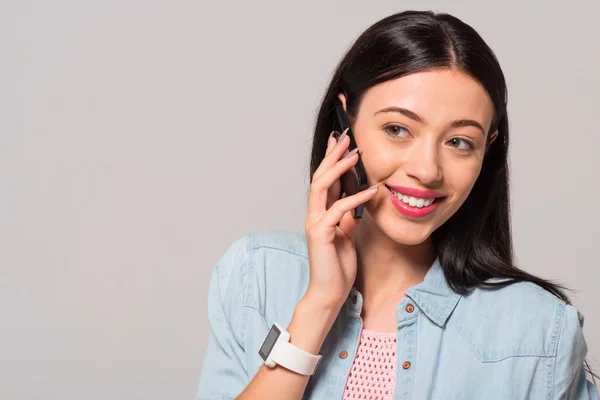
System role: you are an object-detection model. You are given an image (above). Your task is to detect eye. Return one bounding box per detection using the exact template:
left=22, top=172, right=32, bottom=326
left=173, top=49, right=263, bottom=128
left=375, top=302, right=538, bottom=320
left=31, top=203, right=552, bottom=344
left=384, top=124, right=410, bottom=140
left=447, top=137, right=474, bottom=151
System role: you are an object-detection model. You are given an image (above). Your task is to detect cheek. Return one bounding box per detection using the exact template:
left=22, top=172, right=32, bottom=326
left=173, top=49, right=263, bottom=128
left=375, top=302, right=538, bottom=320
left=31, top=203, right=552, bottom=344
left=445, top=163, right=481, bottom=198
left=361, top=147, right=399, bottom=178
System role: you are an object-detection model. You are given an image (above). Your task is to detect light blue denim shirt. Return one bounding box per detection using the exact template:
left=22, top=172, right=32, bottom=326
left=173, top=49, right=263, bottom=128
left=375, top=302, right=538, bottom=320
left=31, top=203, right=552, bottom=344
left=196, top=230, right=599, bottom=399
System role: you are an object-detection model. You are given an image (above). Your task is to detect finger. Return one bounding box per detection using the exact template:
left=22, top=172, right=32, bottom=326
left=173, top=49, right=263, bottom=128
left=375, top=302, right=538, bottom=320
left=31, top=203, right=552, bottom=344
left=324, top=131, right=337, bottom=156
left=311, top=147, right=360, bottom=210
left=320, top=183, right=381, bottom=227
left=307, top=149, right=360, bottom=222
left=338, top=204, right=359, bottom=241
left=314, top=129, right=348, bottom=181
left=312, top=128, right=350, bottom=181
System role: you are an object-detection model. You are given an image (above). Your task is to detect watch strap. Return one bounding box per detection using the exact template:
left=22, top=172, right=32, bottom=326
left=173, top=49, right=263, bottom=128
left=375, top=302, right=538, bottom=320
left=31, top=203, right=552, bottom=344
left=270, top=339, right=323, bottom=375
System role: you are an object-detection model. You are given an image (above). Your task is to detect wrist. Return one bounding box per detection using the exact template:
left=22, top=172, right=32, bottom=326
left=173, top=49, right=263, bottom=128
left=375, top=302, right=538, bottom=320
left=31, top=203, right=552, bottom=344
left=287, top=297, right=341, bottom=356
left=300, top=292, right=346, bottom=314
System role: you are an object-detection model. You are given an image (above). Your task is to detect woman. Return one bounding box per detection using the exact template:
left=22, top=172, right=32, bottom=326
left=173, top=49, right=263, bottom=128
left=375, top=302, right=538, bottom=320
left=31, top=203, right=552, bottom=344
left=196, top=10, right=599, bottom=399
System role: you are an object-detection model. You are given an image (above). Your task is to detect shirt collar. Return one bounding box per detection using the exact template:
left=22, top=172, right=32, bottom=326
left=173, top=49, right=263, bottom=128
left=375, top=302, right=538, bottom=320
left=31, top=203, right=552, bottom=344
left=346, top=256, right=461, bottom=328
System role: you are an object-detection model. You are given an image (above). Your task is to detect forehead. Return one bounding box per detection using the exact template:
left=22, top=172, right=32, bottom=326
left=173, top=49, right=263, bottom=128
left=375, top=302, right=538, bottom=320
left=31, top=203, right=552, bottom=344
left=360, top=68, right=495, bottom=130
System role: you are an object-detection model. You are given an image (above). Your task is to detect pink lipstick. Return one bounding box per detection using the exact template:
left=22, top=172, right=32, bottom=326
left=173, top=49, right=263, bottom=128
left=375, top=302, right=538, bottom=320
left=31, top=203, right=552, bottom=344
left=385, top=185, right=445, bottom=219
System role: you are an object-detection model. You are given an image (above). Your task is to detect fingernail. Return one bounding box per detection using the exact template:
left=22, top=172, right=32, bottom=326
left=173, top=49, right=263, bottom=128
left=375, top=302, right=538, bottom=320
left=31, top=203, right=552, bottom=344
left=327, top=132, right=336, bottom=149
left=338, top=127, right=349, bottom=142
left=343, top=147, right=359, bottom=159
left=327, top=136, right=336, bottom=149
left=367, top=182, right=381, bottom=191
left=332, top=130, right=341, bottom=141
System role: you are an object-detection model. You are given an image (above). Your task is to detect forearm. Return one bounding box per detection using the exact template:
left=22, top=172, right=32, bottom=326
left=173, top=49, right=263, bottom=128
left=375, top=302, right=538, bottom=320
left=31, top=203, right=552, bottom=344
left=236, top=297, right=340, bottom=400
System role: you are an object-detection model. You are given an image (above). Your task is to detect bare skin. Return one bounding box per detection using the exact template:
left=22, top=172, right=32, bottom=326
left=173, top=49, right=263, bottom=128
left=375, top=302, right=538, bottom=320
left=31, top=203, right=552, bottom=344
left=237, top=67, right=498, bottom=399
left=339, top=67, right=498, bottom=332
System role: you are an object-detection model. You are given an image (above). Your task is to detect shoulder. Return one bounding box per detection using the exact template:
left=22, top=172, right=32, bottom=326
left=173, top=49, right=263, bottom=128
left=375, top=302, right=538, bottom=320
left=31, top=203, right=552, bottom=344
left=212, top=230, right=310, bottom=316
left=457, top=278, right=564, bottom=321
left=450, top=278, right=572, bottom=361
left=245, top=230, right=308, bottom=258
left=214, top=229, right=308, bottom=277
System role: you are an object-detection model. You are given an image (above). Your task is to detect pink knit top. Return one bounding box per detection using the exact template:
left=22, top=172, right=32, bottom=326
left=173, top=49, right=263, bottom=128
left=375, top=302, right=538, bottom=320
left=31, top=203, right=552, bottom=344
left=342, top=328, right=397, bottom=400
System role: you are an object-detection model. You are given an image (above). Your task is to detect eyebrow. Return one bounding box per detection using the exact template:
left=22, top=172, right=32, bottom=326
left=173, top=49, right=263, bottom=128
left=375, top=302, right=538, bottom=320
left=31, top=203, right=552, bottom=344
left=373, top=106, right=485, bottom=135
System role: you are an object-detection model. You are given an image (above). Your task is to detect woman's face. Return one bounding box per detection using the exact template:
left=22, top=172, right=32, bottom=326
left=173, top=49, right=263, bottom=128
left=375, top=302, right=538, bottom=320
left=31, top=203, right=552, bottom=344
left=342, top=68, right=498, bottom=246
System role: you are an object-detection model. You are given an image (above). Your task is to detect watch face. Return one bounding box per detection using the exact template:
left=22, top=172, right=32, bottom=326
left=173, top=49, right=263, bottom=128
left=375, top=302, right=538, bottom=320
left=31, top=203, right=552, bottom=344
left=259, top=324, right=281, bottom=361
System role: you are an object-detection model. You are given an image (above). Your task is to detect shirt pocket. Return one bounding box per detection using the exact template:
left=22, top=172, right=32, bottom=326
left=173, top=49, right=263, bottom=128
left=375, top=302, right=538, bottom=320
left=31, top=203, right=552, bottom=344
left=450, top=282, right=562, bottom=363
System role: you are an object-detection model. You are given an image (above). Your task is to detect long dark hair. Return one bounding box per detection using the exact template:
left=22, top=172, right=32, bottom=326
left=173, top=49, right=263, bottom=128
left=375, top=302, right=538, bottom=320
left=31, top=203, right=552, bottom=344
left=308, top=10, right=597, bottom=382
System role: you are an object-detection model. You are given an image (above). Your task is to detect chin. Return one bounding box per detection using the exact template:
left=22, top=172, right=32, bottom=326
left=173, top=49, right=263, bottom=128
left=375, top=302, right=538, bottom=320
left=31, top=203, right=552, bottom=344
left=378, top=216, right=434, bottom=246
left=389, top=229, right=432, bottom=246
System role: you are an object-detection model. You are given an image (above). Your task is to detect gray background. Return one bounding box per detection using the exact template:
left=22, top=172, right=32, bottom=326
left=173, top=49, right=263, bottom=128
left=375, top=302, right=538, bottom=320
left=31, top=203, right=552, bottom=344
left=1, top=1, right=598, bottom=399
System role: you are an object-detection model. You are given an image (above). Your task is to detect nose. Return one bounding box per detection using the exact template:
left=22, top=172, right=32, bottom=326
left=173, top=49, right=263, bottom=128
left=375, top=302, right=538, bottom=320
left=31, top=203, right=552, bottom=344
left=403, top=137, right=443, bottom=185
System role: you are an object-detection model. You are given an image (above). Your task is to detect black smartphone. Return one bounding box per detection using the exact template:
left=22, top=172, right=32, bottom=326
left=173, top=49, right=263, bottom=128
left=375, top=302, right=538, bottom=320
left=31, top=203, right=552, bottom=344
left=332, top=97, right=369, bottom=221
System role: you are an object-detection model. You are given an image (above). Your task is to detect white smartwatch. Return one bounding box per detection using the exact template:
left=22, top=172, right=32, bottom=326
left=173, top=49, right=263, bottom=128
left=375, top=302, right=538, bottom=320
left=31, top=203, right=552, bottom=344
left=258, top=322, right=323, bottom=376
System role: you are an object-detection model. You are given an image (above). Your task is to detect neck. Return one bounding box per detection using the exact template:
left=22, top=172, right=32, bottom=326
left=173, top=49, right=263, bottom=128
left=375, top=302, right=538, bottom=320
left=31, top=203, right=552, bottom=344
left=353, top=212, right=436, bottom=309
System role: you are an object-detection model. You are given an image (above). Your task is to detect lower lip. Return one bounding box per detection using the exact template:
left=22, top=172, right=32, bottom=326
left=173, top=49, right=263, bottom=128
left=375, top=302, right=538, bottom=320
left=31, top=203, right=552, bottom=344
left=386, top=187, right=442, bottom=218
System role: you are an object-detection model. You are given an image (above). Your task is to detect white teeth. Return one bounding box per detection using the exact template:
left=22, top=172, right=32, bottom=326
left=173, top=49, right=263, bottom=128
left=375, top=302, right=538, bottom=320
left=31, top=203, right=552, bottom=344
left=389, top=188, right=436, bottom=208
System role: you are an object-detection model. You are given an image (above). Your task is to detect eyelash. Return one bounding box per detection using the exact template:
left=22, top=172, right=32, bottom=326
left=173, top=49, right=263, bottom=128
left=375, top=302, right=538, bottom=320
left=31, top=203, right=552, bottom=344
left=384, top=124, right=475, bottom=151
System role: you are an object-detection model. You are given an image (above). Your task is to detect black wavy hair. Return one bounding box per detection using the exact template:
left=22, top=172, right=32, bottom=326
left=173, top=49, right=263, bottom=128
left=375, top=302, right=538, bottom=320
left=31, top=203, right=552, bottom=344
left=308, top=9, right=597, bottom=383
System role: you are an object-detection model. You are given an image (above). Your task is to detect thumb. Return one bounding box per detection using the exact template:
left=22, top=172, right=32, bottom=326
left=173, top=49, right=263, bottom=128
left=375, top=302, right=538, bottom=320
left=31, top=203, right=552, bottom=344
left=339, top=208, right=361, bottom=243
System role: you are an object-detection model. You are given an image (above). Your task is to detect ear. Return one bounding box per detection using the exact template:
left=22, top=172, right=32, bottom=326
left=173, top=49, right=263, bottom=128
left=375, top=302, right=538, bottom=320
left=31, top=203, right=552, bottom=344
left=487, top=129, right=498, bottom=149
left=337, top=93, right=347, bottom=112
left=489, top=129, right=498, bottom=145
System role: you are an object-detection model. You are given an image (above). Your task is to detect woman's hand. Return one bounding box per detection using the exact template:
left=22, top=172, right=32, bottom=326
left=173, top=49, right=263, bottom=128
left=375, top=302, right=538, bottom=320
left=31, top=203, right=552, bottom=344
left=303, top=128, right=381, bottom=311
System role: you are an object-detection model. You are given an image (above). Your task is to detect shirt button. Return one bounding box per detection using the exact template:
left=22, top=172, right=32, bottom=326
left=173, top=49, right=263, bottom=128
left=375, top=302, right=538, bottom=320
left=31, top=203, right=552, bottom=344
left=406, top=304, right=414, bottom=313
left=402, top=361, right=411, bottom=369
left=339, top=350, right=348, bottom=359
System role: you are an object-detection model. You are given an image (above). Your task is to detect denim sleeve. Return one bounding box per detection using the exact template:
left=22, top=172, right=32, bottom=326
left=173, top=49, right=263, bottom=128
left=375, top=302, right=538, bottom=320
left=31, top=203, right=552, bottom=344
left=196, top=236, right=251, bottom=400
left=553, top=304, right=599, bottom=400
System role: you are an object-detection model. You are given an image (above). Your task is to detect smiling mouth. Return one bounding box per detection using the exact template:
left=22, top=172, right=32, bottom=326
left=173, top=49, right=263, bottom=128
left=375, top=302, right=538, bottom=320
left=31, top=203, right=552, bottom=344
left=385, top=185, right=446, bottom=208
